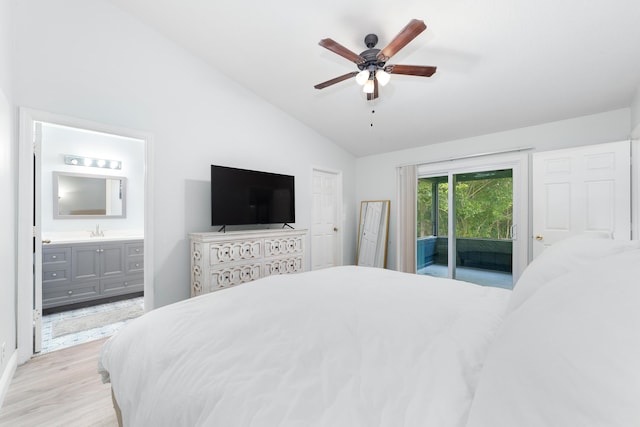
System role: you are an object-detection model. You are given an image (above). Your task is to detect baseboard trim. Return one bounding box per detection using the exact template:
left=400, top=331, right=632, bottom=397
left=0, top=349, right=18, bottom=409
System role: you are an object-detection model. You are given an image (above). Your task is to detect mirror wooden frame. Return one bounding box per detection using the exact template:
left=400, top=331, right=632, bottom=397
left=356, top=200, right=390, bottom=268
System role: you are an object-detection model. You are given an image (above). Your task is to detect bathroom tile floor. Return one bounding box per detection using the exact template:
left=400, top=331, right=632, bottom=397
left=40, top=296, right=144, bottom=354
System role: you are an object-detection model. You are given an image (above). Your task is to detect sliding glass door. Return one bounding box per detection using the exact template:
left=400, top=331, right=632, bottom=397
left=417, top=175, right=448, bottom=276
left=417, top=168, right=514, bottom=289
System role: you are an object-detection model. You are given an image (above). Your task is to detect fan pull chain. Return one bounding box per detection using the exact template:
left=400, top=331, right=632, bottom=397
left=369, top=95, right=376, bottom=128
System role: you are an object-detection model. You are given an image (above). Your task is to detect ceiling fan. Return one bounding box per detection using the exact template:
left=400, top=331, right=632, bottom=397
left=314, top=19, right=437, bottom=100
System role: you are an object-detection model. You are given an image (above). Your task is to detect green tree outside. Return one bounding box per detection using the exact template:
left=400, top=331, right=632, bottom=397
left=418, top=172, right=513, bottom=240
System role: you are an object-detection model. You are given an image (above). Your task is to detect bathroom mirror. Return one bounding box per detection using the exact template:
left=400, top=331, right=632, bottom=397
left=53, top=171, right=127, bottom=218
left=356, top=200, right=390, bottom=268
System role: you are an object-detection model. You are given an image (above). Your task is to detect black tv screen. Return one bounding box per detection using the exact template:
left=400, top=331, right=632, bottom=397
left=211, top=165, right=295, bottom=226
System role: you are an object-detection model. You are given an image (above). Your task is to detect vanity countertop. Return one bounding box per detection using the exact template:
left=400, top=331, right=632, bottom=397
left=42, top=231, right=144, bottom=245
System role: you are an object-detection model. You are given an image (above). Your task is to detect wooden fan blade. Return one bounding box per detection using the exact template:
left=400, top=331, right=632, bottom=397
left=319, top=38, right=366, bottom=64
left=314, top=72, right=359, bottom=89
left=367, top=79, right=379, bottom=101
left=385, top=64, right=437, bottom=77
left=377, top=19, right=427, bottom=62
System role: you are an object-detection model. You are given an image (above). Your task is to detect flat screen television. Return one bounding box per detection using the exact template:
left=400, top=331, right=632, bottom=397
left=211, top=165, right=295, bottom=226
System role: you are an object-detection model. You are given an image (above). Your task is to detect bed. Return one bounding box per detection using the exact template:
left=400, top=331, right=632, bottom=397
left=99, top=235, right=640, bottom=427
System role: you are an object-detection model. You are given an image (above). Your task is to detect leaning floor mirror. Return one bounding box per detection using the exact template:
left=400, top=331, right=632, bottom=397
left=356, top=200, right=390, bottom=268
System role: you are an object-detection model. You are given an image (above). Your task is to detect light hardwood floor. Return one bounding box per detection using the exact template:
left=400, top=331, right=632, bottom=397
left=0, top=338, right=118, bottom=426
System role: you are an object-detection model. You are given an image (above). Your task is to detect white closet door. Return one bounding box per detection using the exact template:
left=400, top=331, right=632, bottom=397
left=532, top=141, right=631, bottom=258
left=310, top=169, right=341, bottom=270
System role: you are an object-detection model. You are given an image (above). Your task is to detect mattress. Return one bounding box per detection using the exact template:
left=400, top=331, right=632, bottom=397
left=99, top=266, right=510, bottom=427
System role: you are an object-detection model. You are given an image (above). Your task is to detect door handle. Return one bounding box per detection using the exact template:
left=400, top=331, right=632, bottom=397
left=535, top=235, right=543, bottom=241
left=333, top=227, right=338, bottom=232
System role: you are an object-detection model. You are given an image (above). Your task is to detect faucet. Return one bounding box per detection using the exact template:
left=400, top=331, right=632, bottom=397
left=90, top=224, right=104, bottom=237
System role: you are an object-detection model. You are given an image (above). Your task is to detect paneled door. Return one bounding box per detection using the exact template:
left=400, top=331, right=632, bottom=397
left=310, top=169, right=342, bottom=270
left=532, top=140, right=631, bottom=258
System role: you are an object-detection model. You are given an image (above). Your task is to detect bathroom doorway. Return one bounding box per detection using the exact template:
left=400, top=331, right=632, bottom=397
left=17, top=109, right=153, bottom=361
left=37, top=122, right=145, bottom=353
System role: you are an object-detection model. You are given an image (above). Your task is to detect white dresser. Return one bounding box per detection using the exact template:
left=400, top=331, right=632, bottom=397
left=189, top=229, right=307, bottom=296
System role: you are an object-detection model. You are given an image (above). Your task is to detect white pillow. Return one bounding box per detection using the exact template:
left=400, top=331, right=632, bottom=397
left=466, top=248, right=640, bottom=427
left=507, top=234, right=637, bottom=313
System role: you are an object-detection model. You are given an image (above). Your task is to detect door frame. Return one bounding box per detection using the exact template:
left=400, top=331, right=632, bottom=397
left=417, top=152, right=529, bottom=282
left=310, top=167, right=343, bottom=269
left=633, top=139, right=639, bottom=241
left=17, top=108, right=154, bottom=364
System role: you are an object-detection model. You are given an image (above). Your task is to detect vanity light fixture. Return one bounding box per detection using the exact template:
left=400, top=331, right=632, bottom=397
left=64, top=155, right=122, bottom=170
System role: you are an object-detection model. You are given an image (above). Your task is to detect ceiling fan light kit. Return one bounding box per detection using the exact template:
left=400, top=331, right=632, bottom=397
left=355, top=70, right=370, bottom=85
left=314, top=19, right=437, bottom=100
left=375, top=69, right=391, bottom=86
left=363, top=79, right=375, bottom=94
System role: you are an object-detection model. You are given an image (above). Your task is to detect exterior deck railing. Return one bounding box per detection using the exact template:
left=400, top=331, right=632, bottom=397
left=417, top=236, right=513, bottom=272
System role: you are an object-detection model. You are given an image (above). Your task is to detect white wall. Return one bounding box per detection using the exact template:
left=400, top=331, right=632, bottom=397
left=0, top=0, right=16, bottom=406
left=356, top=108, right=632, bottom=270
left=40, top=123, right=145, bottom=234
left=0, top=91, right=15, bottom=407
left=632, top=86, right=640, bottom=239
left=631, top=85, right=640, bottom=138
left=13, top=0, right=357, bottom=307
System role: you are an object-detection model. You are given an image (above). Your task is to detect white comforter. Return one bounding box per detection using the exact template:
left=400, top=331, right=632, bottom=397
left=99, top=266, right=510, bottom=427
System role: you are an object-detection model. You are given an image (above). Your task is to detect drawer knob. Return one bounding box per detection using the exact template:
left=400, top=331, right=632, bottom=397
left=67, top=290, right=73, bottom=295
left=135, top=263, right=140, bottom=267
left=124, top=282, right=128, bottom=286
left=135, top=248, right=140, bottom=252
left=52, top=255, right=57, bottom=259
left=52, top=273, right=57, bottom=277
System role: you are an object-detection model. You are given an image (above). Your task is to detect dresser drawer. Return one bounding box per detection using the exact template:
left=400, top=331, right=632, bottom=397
left=210, top=240, right=262, bottom=265
left=102, top=274, right=144, bottom=296
left=42, top=267, right=71, bottom=285
left=43, top=247, right=71, bottom=265
left=126, top=242, right=144, bottom=257
left=263, top=256, right=303, bottom=276
left=264, top=236, right=304, bottom=257
left=126, top=258, right=144, bottom=275
left=43, top=281, right=100, bottom=307
left=210, top=264, right=261, bottom=291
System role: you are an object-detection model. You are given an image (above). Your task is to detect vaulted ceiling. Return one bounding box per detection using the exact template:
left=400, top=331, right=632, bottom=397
left=108, top=0, right=640, bottom=157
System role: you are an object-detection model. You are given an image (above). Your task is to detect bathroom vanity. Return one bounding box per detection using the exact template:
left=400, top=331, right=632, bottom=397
left=42, top=238, right=143, bottom=309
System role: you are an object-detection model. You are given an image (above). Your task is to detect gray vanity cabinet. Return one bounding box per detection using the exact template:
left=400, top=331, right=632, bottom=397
left=42, top=246, right=72, bottom=287
left=71, top=244, right=125, bottom=281
left=125, top=242, right=144, bottom=275
left=43, top=239, right=144, bottom=309
left=103, top=241, right=144, bottom=297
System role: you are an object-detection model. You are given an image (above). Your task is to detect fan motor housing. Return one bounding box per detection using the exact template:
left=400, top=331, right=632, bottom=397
left=364, top=33, right=378, bottom=48
left=357, top=49, right=386, bottom=71
left=358, top=34, right=386, bottom=71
